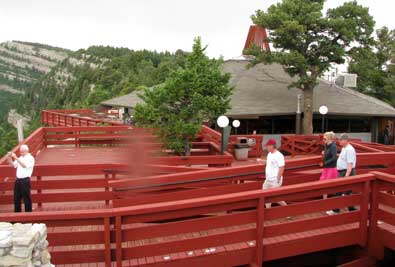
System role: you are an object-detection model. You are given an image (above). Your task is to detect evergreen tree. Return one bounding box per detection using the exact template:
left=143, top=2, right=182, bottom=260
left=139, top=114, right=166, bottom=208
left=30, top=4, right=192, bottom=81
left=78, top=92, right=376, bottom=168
left=249, top=0, right=375, bottom=134
left=348, top=27, right=395, bottom=105
left=134, top=38, right=232, bottom=156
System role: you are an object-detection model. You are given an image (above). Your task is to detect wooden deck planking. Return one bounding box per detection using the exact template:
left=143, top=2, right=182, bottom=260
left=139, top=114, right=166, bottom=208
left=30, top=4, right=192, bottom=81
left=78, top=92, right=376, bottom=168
left=36, top=147, right=128, bottom=166
left=49, top=209, right=379, bottom=267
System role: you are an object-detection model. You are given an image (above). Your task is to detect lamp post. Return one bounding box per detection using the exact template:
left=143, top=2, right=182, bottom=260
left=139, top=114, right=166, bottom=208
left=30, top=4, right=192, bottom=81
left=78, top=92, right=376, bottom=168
left=296, top=94, right=302, bottom=135
left=319, top=105, right=328, bottom=133
left=217, top=115, right=230, bottom=155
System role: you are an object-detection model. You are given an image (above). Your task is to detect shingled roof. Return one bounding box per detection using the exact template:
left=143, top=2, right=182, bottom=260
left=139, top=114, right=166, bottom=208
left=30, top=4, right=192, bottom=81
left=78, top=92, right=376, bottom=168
left=101, top=60, right=395, bottom=118
left=101, top=90, right=144, bottom=108
left=224, top=60, right=395, bottom=118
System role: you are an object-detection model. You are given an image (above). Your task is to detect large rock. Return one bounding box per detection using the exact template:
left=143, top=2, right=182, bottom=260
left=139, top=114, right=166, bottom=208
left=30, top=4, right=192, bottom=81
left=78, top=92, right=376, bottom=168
left=0, top=223, right=53, bottom=267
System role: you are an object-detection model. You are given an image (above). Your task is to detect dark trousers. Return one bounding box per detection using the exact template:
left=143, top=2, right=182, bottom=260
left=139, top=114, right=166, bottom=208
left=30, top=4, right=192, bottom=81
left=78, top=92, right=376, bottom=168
left=14, top=177, right=32, bottom=212
left=333, top=169, right=356, bottom=213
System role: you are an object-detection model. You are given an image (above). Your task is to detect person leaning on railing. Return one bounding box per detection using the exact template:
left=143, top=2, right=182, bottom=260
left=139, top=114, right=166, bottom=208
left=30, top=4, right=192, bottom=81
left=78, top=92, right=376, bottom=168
left=6, top=144, right=35, bottom=212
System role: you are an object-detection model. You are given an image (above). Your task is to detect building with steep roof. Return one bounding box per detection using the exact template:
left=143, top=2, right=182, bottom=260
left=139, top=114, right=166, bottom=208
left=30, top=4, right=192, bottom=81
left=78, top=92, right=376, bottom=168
left=101, top=59, right=395, bottom=143
left=101, top=26, right=395, bottom=143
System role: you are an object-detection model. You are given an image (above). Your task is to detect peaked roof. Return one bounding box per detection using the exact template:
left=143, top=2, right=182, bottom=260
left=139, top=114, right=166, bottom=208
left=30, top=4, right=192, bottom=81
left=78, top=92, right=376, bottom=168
left=101, top=60, right=395, bottom=118
left=223, top=60, right=395, bottom=118
left=101, top=90, right=144, bottom=108
left=243, top=25, right=270, bottom=53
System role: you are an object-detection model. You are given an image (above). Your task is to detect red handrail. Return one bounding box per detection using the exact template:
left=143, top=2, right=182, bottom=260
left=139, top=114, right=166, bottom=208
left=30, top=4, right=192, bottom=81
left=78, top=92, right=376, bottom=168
left=1, top=172, right=393, bottom=266
left=41, top=110, right=123, bottom=127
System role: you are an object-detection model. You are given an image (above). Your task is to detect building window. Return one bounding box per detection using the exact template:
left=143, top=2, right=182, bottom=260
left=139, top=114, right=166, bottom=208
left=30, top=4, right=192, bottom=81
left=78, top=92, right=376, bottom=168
left=322, top=117, right=371, bottom=133
left=350, top=118, right=371, bottom=132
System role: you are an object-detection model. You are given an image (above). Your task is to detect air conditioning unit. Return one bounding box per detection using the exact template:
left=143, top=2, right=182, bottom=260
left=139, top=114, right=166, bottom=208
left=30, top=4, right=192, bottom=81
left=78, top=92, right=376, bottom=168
left=335, top=73, right=358, bottom=88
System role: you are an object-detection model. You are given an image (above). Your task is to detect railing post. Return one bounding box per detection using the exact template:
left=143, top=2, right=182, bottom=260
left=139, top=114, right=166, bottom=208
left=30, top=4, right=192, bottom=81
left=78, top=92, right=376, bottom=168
left=359, top=180, right=370, bottom=247
left=254, top=196, right=265, bottom=267
left=115, top=216, right=122, bottom=267
left=37, top=176, right=42, bottom=209
left=104, top=172, right=111, bottom=206
left=368, top=178, right=384, bottom=260
left=292, top=138, right=295, bottom=158
left=104, top=216, right=111, bottom=267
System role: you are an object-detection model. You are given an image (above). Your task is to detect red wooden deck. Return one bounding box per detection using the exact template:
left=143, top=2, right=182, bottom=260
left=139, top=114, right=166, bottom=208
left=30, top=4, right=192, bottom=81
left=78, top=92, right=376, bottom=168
left=0, top=109, right=394, bottom=266
left=1, top=172, right=394, bottom=267
left=37, top=147, right=128, bottom=165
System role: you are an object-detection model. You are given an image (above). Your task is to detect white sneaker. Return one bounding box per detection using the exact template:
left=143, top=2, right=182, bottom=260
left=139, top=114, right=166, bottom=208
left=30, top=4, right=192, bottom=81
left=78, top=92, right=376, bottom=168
left=326, top=210, right=336, bottom=215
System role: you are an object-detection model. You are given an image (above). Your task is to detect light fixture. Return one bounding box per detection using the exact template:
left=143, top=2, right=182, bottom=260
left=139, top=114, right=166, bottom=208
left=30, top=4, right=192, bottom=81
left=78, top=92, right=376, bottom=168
left=217, top=115, right=229, bottom=128
left=232, top=120, right=240, bottom=128
left=319, top=105, right=328, bottom=115
left=319, top=106, right=328, bottom=132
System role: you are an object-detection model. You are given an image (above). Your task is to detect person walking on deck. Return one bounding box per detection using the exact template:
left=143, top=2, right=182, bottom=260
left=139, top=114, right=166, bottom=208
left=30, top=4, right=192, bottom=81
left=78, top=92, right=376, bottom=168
left=327, top=134, right=357, bottom=215
left=258, top=139, right=287, bottom=208
left=320, top=132, right=338, bottom=199
left=7, top=144, right=35, bottom=212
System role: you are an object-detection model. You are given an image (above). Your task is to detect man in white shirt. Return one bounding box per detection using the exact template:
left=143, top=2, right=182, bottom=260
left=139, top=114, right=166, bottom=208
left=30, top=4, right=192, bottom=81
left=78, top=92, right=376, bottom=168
left=328, top=133, right=357, bottom=215
left=258, top=139, right=287, bottom=208
left=7, top=144, right=35, bottom=212
left=337, top=134, right=357, bottom=177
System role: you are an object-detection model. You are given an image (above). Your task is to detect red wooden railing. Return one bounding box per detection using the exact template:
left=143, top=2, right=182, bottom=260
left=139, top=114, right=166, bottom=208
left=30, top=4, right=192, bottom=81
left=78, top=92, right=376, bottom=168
left=1, top=125, right=234, bottom=169
left=41, top=109, right=123, bottom=127
left=369, top=171, right=395, bottom=259
left=200, top=125, right=264, bottom=158
left=280, top=135, right=395, bottom=157
left=43, top=125, right=134, bottom=147
left=1, top=172, right=394, bottom=266
left=0, top=127, right=45, bottom=165
left=110, top=152, right=395, bottom=196
left=281, top=135, right=322, bottom=156
left=41, top=111, right=260, bottom=159
left=0, top=163, right=119, bottom=210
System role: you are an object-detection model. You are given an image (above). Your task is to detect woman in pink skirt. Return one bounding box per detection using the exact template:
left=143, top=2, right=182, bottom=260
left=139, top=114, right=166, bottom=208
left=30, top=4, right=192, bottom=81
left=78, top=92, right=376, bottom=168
left=320, top=132, right=338, bottom=198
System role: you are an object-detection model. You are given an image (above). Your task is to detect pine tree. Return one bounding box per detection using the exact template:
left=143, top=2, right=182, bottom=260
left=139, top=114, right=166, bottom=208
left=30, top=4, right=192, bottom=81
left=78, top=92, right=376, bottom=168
left=249, top=0, right=375, bottom=134
left=134, top=38, right=232, bottom=156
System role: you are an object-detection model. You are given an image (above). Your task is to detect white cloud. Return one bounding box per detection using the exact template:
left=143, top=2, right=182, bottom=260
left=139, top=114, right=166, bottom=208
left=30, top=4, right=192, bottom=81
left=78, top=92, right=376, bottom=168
left=1, top=0, right=394, bottom=59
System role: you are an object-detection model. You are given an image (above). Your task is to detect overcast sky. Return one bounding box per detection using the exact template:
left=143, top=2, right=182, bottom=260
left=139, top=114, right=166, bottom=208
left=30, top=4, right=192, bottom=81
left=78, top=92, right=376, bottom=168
left=1, top=0, right=395, bottom=59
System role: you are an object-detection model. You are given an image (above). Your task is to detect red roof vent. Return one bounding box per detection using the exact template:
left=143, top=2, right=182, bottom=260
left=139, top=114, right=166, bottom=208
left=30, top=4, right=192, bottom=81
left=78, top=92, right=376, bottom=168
left=243, top=25, right=270, bottom=54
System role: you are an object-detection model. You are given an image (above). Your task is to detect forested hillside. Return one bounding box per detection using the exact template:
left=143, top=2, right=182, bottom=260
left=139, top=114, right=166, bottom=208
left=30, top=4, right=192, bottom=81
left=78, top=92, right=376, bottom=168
left=0, top=41, right=70, bottom=155
left=0, top=42, right=186, bottom=156
left=23, top=46, right=187, bottom=115
left=0, top=41, right=70, bottom=116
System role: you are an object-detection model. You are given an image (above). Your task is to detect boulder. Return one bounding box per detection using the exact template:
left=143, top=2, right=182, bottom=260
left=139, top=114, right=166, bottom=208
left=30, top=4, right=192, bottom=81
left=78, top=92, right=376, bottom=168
left=0, top=223, right=53, bottom=267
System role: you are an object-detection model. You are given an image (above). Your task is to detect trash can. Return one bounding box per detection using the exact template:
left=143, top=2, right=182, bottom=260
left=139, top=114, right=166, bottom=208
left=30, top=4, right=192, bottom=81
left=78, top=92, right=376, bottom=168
left=234, top=143, right=250, bottom=161
left=237, top=137, right=248, bottom=144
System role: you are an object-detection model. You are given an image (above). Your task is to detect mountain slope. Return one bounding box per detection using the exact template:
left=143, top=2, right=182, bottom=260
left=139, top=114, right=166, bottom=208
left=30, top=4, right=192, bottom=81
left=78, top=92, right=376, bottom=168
left=0, top=41, right=72, bottom=155
left=0, top=41, right=69, bottom=96
left=24, top=46, right=187, bottom=114
left=0, top=42, right=187, bottom=156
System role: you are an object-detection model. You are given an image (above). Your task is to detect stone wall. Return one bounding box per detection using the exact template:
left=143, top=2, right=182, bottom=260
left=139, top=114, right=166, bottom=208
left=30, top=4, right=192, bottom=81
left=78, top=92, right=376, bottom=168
left=0, top=222, right=53, bottom=267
